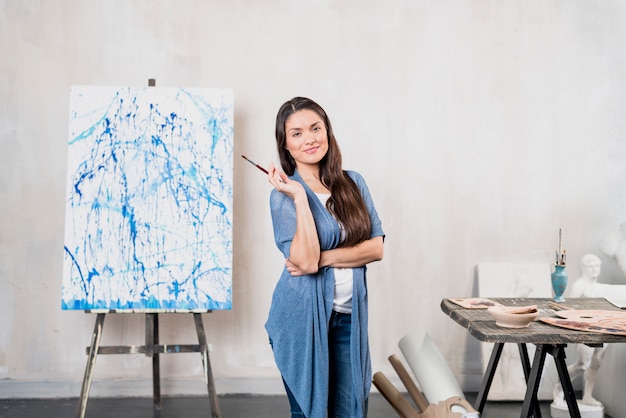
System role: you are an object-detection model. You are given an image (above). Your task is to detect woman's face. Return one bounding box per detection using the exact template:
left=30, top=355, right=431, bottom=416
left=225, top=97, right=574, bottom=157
left=284, top=109, right=329, bottom=170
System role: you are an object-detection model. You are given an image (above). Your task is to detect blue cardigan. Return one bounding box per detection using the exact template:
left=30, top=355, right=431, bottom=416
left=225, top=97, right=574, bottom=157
left=265, top=170, right=384, bottom=418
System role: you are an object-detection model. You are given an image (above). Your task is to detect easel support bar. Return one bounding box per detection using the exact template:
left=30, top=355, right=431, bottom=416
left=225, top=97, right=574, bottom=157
left=88, top=344, right=210, bottom=355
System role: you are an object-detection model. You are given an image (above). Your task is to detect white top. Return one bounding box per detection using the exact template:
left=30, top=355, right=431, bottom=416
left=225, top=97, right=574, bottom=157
left=316, top=193, right=353, bottom=314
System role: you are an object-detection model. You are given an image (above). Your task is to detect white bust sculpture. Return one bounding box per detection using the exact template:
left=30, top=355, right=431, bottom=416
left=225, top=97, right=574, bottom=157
left=553, top=254, right=606, bottom=408
left=569, top=254, right=602, bottom=298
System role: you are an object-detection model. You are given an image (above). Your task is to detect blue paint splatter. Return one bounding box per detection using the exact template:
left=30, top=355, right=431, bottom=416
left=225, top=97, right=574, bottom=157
left=62, top=87, right=233, bottom=311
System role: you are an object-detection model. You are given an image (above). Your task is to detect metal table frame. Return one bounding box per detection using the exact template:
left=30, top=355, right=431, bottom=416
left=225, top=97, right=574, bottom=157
left=441, top=297, right=626, bottom=418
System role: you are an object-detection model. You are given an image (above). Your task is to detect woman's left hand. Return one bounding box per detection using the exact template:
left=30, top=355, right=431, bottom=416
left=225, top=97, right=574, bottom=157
left=285, top=258, right=307, bottom=276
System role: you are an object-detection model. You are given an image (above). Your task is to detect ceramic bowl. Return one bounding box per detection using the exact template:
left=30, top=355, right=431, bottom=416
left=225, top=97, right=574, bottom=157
left=487, top=305, right=539, bottom=328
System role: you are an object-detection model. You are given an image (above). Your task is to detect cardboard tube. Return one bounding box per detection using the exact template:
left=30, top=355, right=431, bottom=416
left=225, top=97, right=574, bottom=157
left=372, top=371, right=421, bottom=418
left=389, top=354, right=430, bottom=412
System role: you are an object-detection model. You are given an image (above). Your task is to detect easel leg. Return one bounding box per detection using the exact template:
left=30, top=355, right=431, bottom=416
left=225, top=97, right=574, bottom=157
left=146, top=313, right=162, bottom=411
left=194, top=313, right=222, bottom=418
left=76, top=313, right=105, bottom=418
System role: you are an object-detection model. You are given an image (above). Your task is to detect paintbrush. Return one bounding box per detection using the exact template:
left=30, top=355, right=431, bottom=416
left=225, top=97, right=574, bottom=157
left=241, top=155, right=269, bottom=175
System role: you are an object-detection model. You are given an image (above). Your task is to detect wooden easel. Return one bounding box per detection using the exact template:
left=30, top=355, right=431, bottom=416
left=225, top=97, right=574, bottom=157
left=76, top=78, right=221, bottom=418
left=76, top=311, right=222, bottom=418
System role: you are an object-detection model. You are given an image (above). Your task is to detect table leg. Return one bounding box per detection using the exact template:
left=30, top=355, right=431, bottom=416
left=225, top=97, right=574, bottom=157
left=517, top=344, right=542, bottom=418
left=474, top=342, right=504, bottom=413
left=520, top=344, right=548, bottom=418
left=552, top=345, right=581, bottom=418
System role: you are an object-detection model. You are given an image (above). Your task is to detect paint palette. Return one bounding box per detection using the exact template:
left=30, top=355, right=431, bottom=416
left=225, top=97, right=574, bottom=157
left=541, top=309, right=626, bottom=335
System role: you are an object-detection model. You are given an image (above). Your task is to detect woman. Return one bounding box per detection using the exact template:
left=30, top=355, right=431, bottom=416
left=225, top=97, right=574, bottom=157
left=265, top=97, right=385, bottom=417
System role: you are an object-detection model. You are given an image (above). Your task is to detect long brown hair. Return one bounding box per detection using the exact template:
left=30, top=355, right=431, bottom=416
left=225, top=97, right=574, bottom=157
left=275, top=97, right=371, bottom=247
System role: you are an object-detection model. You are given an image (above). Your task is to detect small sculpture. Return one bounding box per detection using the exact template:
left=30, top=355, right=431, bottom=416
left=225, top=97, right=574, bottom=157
left=569, top=254, right=602, bottom=298
left=552, top=254, right=606, bottom=408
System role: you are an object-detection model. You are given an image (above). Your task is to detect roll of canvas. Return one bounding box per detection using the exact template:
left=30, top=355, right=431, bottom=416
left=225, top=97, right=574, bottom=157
left=398, top=330, right=465, bottom=407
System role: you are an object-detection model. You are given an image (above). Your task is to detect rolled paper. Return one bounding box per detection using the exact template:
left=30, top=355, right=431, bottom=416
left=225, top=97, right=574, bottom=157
left=388, top=354, right=429, bottom=412
left=399, top=331, right=466, bottom=408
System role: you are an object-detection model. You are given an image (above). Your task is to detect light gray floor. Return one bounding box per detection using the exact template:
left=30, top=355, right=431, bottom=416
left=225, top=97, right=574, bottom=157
left=0, top=393, right=562, bottom=418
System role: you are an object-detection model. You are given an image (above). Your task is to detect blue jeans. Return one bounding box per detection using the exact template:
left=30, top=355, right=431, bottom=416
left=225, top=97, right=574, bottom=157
left=284, top=311, right=362, bottom=418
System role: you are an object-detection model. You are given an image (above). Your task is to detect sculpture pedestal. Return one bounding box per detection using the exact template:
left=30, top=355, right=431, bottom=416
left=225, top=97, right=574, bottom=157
left=550, top=401, right=603, bottom=418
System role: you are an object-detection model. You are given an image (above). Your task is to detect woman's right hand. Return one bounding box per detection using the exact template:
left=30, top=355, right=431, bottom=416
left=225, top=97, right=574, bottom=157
left=268, top=162, right=305, bottom=200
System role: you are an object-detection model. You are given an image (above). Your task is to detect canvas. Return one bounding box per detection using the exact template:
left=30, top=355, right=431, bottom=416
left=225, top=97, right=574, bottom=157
left=62, top=86, right=233, bottom=311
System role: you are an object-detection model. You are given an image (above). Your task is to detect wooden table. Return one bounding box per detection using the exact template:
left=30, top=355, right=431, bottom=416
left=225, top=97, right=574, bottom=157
left=441, top=297, right=626, bottom=418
